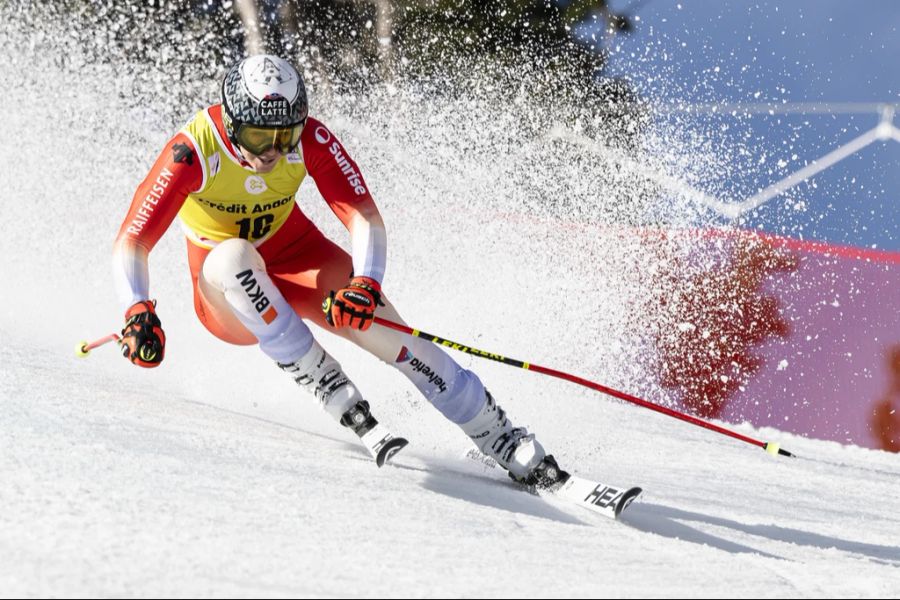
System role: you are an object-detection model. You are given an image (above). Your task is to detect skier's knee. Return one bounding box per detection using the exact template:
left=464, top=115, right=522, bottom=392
left=202, top=238, right=265, bottom=291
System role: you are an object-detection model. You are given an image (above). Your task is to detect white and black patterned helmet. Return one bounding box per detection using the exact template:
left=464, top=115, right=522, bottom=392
left=222, top=55, right=308, bottom=135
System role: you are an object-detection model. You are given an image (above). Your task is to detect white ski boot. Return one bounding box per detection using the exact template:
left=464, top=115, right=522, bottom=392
left=459, top=391, right=569, bottom=489
left=278, top=343, right=407, bottom=466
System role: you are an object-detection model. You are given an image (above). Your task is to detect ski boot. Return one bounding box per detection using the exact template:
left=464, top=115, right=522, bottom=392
left=340, top=400, right=408, bottom=468
left=511, top=454, right=570, bottom=490
left=279, top=345, right=407, bottom=467
left=460, top=391, right=569, bottom=490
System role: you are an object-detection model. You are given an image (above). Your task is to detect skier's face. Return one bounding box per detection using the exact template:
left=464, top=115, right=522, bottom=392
left=241, top=145, right=283, bottom=174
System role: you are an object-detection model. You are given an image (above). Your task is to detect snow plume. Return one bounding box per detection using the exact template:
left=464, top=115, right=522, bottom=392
left=0, top=1, right=808, bottom=428
left=4, top=5, right=900, bottom=598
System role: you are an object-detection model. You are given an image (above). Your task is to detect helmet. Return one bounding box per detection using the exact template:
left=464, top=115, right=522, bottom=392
left=222, top=55, right=308, bottom=154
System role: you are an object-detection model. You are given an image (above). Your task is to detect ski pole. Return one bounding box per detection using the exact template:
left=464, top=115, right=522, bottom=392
left=75, top=333, right=120, bottom=357
left=374, top=316, right=794, bottom=457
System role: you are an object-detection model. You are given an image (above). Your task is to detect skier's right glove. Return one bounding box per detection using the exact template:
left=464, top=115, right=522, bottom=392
left=119, top=300, right=166, bottom=368
left=323, top=276, right=384, bottom=331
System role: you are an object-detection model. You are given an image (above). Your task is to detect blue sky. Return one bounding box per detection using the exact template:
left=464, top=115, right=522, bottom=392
left=603, top=0, right=899, bottom=250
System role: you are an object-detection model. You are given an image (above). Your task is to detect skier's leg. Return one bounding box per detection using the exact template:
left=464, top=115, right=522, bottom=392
left=274, top=236, right=562, bottom=483
left=347, top=299, right=555, bottom=481
left=192, top=238, right=369, bottom=425
left=188, top=239, right=256, bottom=345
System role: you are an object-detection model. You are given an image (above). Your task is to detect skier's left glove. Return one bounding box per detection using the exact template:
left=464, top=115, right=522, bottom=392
left=119, top=300, right=166, bottom=368
left=323, top=276, right=384, bottom=331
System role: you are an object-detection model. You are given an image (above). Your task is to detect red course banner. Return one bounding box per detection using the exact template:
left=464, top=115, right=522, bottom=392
left=651, top=228, right=900, bottom=452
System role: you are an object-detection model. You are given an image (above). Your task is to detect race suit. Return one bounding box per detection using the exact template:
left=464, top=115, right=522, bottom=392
left=113, top=105, right=486, bottom=423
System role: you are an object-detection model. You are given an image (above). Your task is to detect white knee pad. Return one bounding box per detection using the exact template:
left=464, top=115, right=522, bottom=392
left=201, top=239, right=313, bottom=364
left=202, top=238, right=265, bottom=292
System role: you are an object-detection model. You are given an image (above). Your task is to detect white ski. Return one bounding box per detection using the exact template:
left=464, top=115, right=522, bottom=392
left=359, top=423, right=408, bottom=467
left=464, top=449, right=642, bottom=519
left=547, top=475, right=642, bottom=520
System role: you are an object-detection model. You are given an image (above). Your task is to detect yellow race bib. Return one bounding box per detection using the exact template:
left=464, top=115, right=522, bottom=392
left=177, top=107, right=308, bottom=246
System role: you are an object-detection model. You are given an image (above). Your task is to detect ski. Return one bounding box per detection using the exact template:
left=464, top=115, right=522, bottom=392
left=464, top=449, right=641, bottom=519
left=547, top=475, right=642, bottom=520
left=340, top=400, right=408, bottom=468
left=359, top=423, right=409, bottom=468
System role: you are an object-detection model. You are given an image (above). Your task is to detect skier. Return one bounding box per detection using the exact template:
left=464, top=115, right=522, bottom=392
left=113, top=54, right=567, bottom=487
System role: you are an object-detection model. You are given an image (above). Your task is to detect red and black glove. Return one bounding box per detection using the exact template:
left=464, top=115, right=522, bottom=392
left=323, top=276, right=384, bottom=331
left=119, top=300, right=166, bottom=368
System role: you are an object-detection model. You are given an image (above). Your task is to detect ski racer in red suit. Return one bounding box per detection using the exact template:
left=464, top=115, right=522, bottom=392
left=113, top=54, right=566, bottom=486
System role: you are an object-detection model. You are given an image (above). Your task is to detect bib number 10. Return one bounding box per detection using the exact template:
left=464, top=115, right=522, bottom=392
left=235, top=215, right=275, bottom=240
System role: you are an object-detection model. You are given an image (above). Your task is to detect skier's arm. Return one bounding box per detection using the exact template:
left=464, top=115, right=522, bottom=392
left=113, top=133, right=203, bottom=309
left=300, top=118, right=387, bottom=284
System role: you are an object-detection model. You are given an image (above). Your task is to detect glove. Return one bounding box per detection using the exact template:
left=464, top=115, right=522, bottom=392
left=119, top=300, right=166, bottom=368
left=323, top=276, right=384, bottom=331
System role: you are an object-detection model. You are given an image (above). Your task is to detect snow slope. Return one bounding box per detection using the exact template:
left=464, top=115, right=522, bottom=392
left=2, top=324, right=899, bottom=598
left=1, top=8, right=899, bottom=598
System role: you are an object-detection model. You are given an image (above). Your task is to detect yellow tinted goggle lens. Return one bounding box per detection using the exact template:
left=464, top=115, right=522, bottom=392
left=236, top=124, right=301, bottom=154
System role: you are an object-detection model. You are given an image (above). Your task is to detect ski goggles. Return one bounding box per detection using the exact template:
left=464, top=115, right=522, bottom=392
left=233, top=121, right=304, bottom=155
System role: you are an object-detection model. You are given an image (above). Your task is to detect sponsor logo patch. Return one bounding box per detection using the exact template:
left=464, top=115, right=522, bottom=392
left=258, top=94, right=289, bottom=118
left=209, top=152, right=221, bottom=177
left=245, top=175, right=267, bottom=195
left=125, top=168, right=174, bottom=236
left=328, top=141, right=367, bottom=196
left=584, top=485, right=625, bottom=509
left=394, top=347, right=447, bottom=393
left=395, top=346, right=413, bottom=363
left=235, top=269, right=277, bottom=323
left=314, top=126, right=331, bottom=144
left=172, top=142, right=194, bottom=166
